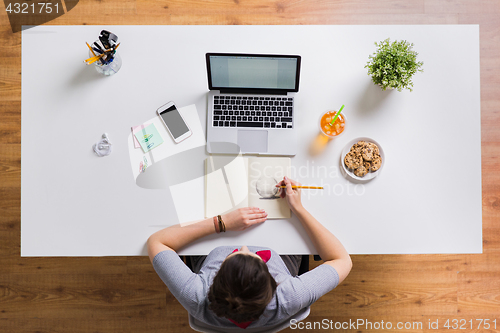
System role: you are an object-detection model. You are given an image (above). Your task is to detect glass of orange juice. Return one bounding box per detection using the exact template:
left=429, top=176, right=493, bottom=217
left=319, top=110, right=346, bottom=138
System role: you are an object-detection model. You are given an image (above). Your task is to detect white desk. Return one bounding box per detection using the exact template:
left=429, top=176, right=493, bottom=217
left=21, top=25, right=482, bottom=256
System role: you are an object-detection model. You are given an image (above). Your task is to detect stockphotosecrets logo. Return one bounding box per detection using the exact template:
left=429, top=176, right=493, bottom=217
left=4, top=0, right=79, bottom=33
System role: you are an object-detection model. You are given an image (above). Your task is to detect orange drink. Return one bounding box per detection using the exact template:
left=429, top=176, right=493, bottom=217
left=319, top=110, right=346, bottom=138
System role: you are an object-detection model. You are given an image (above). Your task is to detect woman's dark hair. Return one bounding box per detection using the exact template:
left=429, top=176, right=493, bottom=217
left=208, top=253, right=277, bottom=323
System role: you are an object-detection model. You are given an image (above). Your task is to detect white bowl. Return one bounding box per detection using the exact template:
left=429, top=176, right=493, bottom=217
left=340, top=137, right=385, bottom=181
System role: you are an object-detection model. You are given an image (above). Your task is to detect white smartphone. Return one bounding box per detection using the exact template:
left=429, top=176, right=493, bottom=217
left=156, top=101, right=192, bottom=143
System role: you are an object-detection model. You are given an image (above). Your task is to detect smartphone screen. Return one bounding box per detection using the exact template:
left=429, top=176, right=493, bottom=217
left=159, top=105, right=190, bottom=139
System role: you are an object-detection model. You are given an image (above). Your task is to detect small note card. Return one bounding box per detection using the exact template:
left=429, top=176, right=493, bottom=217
left=134, top=123, right=164, bottom=153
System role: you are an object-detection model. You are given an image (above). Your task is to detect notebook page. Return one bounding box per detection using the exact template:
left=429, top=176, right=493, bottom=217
left=247, top=157, right=291, bottom=219
left=205, top=156, right=248, bottom=218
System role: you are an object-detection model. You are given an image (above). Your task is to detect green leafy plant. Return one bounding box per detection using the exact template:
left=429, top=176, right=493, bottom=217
left=365, top=38, right=423, bottom=92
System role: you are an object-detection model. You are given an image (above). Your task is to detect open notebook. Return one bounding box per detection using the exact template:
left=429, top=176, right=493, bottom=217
left=205, top=156, right=291, bottom=219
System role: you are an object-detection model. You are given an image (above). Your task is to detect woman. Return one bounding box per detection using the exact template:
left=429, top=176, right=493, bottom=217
left=148, top=177, right=352, bottom=331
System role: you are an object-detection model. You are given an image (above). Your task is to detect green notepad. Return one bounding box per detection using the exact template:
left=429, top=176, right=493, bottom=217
left=134, top=123, right=164, bottom=153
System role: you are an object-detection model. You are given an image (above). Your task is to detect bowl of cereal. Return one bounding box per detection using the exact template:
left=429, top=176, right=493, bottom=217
left=341, top=137, right=385, bottom=181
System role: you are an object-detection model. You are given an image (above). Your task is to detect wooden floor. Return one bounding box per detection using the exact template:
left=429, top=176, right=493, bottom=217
left=1, top=1, right=499, bottom=332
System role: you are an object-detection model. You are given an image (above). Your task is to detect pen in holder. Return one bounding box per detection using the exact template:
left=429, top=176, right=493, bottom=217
left=89, top=41, right=122, bottom=76
left=85, top=31, right=122, bottom=76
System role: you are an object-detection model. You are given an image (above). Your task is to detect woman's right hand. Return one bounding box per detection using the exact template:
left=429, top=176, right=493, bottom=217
left=277, top=176, right=304, bottom=213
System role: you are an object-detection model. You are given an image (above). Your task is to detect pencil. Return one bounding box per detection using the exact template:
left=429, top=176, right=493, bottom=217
left=86, top=42, right=97, bottom=57
left=84, top=54, right=104, bottom=65
left=101, top=43, right=120, bottom=53
left=277, top=186, right=324, bottom=189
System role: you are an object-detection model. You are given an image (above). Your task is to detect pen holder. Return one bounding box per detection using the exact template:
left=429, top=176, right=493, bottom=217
left=89, top=48, right=122, bottom=76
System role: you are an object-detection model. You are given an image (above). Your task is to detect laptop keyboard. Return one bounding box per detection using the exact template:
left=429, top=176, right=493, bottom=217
left=212, top=95, right=293, bottom=129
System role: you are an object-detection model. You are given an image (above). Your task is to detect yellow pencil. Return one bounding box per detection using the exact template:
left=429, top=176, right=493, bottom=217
left=277, top=186, right=324, bottom=189
left=101, top=43, right=120, bottom=53
left=84, top=54, right=101, bottom=63
left=86, top=42, right=97, bottom=57
left=84, top=54, right=104, bottom=65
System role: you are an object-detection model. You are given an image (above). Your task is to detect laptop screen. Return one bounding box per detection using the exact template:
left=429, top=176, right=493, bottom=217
left=206, top=53, right=301, bottom=92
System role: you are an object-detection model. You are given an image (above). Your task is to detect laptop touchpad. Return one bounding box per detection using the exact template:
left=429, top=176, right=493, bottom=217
left=237, top=130, right=268, bottom=153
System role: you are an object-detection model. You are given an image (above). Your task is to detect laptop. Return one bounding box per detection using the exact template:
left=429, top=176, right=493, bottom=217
left=206, top=53, right=301, bottom=155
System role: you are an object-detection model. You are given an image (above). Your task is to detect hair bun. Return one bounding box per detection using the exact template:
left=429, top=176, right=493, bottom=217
left=208, top=254, right=277, bottom=323
left=227, top=296, right=243, bottom=311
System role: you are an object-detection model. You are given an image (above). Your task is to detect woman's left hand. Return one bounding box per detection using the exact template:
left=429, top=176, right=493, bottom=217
left=221, top=207, right=268, bottom=231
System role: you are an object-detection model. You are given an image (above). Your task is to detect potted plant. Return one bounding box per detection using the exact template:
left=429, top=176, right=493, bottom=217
left=365, top=38, right=423, bottom=92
